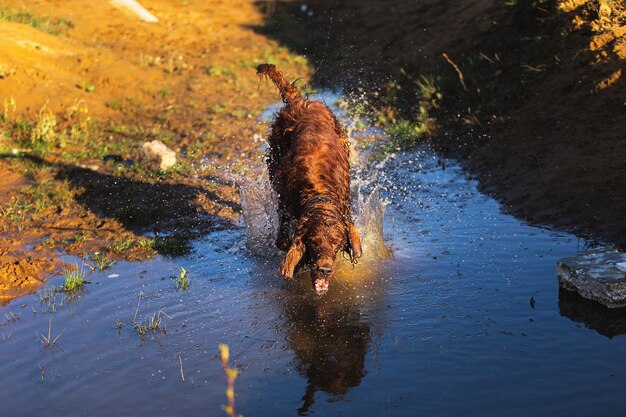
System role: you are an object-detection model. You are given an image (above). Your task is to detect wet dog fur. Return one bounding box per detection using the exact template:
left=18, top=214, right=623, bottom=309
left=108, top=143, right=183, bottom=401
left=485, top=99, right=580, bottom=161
left=257, top=63, right=362, bottom=293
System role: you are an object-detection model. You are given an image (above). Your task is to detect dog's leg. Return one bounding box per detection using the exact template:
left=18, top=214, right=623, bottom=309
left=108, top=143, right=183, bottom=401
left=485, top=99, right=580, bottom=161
left=281, top=236, right=305, bottom=279
left=346, top=220, right=363, bottom=261
left=276, top=205, right=292, bottom=251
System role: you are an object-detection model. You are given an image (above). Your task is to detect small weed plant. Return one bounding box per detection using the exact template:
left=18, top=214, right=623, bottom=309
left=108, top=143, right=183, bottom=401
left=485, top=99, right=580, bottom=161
left=175, top=267, right=189, bottom=290
left=61, top=262, right=85, bottom=292
left=154, top=234, right=192, bottom=257
left=219, top=344, right=242, bottom=417
left=89, top=252, right=115, bottom=271
left=36, top=320, right=61, bottom=349
left=132, top=310, right=170, bottom=339
left=130, top=292, right=171, bottom=340
left=37, top=286, right=64, bottom=313
left=0, top=6, right=74, bottom=35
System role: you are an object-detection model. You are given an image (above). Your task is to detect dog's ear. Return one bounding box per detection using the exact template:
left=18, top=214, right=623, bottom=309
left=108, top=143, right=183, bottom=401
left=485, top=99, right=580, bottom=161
left=346, top=222, right=363, bottom=262
left=280, top=236, right=305, bottom=280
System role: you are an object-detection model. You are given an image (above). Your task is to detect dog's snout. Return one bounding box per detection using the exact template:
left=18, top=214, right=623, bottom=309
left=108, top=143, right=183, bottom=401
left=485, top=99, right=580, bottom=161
left=317, top=266, right=333, bottom=276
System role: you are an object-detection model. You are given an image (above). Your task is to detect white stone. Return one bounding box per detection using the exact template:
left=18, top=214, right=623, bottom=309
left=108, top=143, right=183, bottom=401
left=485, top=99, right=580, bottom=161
left=110, top=0, right=158, bottom=22
left=140, top=140, right=176, bottom=170
left=557, top=250, right=626, bottom=308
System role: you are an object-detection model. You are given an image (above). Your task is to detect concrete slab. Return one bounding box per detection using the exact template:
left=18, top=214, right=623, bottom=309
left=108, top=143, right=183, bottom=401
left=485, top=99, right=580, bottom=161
left=557, top=250, right=626, bottom=308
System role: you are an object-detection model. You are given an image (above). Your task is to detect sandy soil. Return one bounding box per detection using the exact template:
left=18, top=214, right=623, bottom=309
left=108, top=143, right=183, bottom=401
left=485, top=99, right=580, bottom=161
left=0, top=166, right=55, bottom=304
left=0, top=0, right=309, bottom=302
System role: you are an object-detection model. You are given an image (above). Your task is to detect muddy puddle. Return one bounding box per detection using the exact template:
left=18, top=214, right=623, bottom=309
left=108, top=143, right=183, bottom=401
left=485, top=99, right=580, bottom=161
left=2, top=92, right=626, bottom=416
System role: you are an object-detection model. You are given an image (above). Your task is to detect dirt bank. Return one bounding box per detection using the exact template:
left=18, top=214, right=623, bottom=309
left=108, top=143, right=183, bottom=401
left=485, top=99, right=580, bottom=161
left=258, top=0, right=626, bottom=248
left=0, top=0, right=310, bottom=302
left=1, top=0, right=624, bottom=302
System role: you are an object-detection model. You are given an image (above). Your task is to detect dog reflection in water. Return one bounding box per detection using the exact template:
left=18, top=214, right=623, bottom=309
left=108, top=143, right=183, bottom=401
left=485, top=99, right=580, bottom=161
left=281, top=285, right=371, bottom=414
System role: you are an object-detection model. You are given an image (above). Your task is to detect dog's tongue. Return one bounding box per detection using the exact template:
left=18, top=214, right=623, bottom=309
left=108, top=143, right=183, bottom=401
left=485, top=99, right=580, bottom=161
left=314, top=279, right=329, bottom=294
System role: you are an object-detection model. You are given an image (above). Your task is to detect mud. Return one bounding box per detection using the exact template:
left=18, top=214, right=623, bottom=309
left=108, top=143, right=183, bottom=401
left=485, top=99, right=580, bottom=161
left=0, top=252, right=55, bottom=306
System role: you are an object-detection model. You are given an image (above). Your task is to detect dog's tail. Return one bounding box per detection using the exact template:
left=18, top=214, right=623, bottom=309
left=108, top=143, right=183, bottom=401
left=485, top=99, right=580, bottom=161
left=257, top=63, right=302, bottom=104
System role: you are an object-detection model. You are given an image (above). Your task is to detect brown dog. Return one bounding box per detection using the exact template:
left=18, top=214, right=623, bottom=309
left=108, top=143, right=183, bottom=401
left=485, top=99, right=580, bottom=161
left=257, top=63, right=362, bottom=293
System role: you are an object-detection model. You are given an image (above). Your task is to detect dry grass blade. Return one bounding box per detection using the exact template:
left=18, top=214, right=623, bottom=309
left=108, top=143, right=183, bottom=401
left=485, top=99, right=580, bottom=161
left=442, top=52, right=468, bottom=91
left=38, top=363, right=45, bottom=383
left=36, top=319, right=62, bottom=349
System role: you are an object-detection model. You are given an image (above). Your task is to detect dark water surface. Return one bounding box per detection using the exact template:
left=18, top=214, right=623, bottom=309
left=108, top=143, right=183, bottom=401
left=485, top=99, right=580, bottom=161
left=2, top=101, right=626, bottom=417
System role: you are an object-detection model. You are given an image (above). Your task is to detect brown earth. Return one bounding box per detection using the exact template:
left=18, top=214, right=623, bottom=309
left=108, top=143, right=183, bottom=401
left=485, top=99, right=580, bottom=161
left=1, top=0, right=625, bottom=302
left=0, top=166, right=55, bottom=305
left=259, top=0, right=626, bottom=248
left=0, top=0, right=310, bottom=302
left=0, top=247, right=56, bottom=306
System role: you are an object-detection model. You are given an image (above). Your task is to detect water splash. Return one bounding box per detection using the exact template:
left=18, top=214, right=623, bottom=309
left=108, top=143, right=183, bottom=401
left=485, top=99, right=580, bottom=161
left=240, top=167, right=280, bottom=258
left=240, top=91, right=392, bottom=273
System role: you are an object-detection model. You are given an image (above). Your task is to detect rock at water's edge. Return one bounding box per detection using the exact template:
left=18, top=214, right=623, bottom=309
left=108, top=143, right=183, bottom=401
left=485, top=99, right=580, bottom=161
left=557, top=250, right=626, bottom=308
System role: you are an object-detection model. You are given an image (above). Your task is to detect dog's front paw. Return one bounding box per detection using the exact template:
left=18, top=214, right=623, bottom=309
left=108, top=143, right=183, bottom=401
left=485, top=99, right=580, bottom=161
left=280, top=263, right=294, bottom=280
left=280, top=239, right=304, bottom=280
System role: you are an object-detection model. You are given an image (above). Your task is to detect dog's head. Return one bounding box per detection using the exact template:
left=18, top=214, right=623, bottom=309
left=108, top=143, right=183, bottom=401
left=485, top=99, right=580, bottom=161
left=280, top=209, right=362, bottom=294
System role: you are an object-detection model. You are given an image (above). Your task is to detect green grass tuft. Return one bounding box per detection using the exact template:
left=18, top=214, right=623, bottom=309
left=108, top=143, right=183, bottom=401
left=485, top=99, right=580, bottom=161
left=89, top=252, right=115, bottom=271
left=154, top=234, right=192, bottom=257
left=0, top=6, right=74, bottom=36
left=384, top=117, right=432, bottom=149
left=61, top=262, right=85, bottom=292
